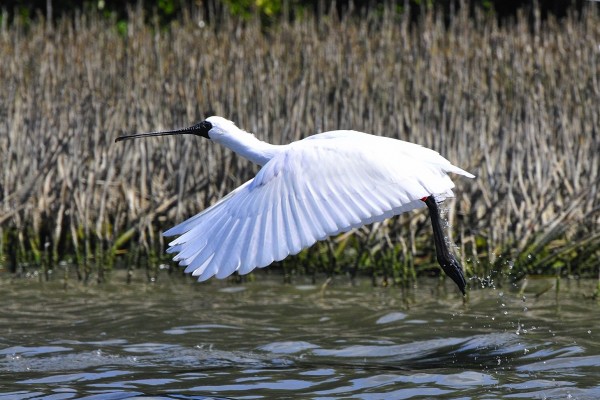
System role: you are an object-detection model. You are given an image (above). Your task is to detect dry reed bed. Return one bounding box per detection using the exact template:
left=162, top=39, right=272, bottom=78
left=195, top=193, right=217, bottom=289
left=0, top=5, right=599, bottom=283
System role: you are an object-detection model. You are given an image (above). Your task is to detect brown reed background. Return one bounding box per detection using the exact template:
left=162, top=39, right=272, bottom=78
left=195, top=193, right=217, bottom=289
left=1, top=4, right=599, bottom=284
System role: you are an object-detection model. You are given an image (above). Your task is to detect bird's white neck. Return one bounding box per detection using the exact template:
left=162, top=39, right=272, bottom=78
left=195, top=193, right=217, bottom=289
left=211, top=125, right=279, bottom=166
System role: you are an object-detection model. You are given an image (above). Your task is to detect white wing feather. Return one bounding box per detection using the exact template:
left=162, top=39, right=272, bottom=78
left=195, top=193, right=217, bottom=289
left=164, top=131, right=474, bottom=281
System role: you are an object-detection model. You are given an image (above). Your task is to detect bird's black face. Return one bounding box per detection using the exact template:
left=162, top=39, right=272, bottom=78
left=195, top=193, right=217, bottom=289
left=188, top=120, right=212, bottom=139
left=114, top=120, right=213, bottom=143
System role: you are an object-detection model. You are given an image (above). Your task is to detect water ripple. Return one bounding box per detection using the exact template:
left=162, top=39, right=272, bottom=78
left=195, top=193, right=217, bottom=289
left=1, top=276, right=599, bottom=399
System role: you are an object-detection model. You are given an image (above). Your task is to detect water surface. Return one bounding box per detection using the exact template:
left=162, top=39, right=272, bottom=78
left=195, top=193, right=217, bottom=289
left=1, top=272, right=599, bottom=399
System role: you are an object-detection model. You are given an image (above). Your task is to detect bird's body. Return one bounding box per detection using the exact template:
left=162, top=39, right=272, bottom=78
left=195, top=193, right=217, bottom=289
left=116, top=117, right=474, bottom=293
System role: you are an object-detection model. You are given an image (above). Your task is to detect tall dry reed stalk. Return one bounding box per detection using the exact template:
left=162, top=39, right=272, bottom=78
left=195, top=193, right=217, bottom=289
left=0, top=4, right=599, bottom=284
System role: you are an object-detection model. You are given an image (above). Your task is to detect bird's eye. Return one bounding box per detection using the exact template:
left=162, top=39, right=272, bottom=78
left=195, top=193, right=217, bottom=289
left=201, top=121, right=212, bottom=131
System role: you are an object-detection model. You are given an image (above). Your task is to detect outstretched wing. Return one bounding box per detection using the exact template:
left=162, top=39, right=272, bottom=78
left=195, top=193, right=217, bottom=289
left=165, top=132, right=473, bottom=281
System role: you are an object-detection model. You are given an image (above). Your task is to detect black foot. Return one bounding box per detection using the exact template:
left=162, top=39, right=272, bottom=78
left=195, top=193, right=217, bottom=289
left=438, top=252, right=467, bottom=296
left=424, top=196, right=467, bottom=295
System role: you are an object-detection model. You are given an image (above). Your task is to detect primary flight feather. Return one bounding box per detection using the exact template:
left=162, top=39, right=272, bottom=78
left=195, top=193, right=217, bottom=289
left=116, top=116, right=474, bottom=294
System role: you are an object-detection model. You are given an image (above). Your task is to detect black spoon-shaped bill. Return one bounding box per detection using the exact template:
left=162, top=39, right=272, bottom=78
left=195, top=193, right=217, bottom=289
left=114, top=120, right=212, bottom=142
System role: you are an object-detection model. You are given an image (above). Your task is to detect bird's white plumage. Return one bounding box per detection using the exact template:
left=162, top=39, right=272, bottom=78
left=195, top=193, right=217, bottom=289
left=163, top=119, right=474, bottom=282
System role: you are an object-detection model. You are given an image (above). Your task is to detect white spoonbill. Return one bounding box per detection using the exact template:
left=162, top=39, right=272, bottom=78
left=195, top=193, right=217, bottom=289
left=116, top=117, right=474, bottom=294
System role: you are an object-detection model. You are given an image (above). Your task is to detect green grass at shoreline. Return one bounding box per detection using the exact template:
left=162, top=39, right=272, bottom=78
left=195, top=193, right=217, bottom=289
left=0, top=4, right=599, bottom=284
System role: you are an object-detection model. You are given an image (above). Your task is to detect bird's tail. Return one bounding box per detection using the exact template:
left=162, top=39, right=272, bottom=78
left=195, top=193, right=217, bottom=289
left=447, top=165, right=475, bottom=179
left=429, top=163, right=474, bottom=203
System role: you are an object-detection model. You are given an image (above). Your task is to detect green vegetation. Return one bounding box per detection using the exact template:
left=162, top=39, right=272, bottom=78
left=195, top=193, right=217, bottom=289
left=0, top=3, right=599, bottom=287
left=1, top=0, right=588, bottom=25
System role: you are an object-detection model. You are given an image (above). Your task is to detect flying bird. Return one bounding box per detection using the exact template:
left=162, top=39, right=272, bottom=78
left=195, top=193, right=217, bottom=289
left=116, top=117, right=474, bottom=294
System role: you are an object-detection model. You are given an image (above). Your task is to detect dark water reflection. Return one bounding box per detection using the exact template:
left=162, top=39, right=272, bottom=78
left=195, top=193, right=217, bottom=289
left=1, top=272, right=599, bottom=399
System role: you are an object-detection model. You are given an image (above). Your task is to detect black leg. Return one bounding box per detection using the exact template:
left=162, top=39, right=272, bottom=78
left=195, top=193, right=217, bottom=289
left=424, top=196, right=467, bottom=295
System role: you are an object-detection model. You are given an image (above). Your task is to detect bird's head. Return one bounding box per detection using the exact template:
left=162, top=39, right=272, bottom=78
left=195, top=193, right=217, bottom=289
left=202, top=116, right=244, bottom=141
